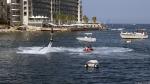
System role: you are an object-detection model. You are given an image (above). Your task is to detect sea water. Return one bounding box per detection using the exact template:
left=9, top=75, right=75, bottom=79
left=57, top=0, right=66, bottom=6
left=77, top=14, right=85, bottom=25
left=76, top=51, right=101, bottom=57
left=0, top=24, right=150, bottom=84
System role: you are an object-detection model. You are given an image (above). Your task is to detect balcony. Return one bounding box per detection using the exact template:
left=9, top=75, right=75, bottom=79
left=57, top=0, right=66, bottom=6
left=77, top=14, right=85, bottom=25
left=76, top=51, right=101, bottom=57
left=12, top=15, right=21, bottom=16
left=11, top=3, right=20, bottom=5
left=11, top=9, right=20, bottom=10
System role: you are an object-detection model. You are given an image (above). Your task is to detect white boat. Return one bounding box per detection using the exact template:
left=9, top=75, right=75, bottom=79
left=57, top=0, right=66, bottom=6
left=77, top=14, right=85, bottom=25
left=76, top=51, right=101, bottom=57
left=76, top=33, right=96, bottom=42
left=120, top=31, right=148, bottom=39
left=84, top=60, right=99, bottom=68
left=126, top=40, right=132, bottom=43
left=111, top=28, right=125, bottom=31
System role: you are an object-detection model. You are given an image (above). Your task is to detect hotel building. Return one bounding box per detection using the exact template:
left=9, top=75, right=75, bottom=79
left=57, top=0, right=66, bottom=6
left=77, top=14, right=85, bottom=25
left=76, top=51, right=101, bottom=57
left=9, top=0, right=82, bottom=26
left=0, top=0, right=7, bottom=24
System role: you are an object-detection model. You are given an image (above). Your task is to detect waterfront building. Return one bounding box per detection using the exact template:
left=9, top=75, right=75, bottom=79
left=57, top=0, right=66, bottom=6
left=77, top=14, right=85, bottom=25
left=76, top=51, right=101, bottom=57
left=0, top=0, right=7, bottom=24
left=10, top=0, right=22, bottom=26
left=58, top=0, right=82, bottom=24
left=9, top=0, right=82, bottom=27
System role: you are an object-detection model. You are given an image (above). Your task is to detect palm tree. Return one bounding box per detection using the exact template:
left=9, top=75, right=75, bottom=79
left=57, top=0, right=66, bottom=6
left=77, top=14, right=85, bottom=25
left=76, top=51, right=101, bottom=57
left=65, top=15, right=69, bottom=24
left=53, top=12, right=65, bottom=25
left=82, top=15, right=89, bottom=23
left=92, top=16, right=97, bottom=23
left=54, top=12, right=77, bottom=25
left=60, top=14, right=66, bottom=24
left=71, top=15, right=77, bottom=24
left=53, top=13, right=58, bottom=24
left=66, top=15, right=73, bottom=24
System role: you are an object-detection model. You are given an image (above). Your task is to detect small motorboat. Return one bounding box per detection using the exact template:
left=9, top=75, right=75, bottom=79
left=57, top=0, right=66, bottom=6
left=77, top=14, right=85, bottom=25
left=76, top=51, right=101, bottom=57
left=83, top=47, right=93, bottom=53
left=84, top=60, right=99, bottom=68
left=126, top=40, right=132, bottom=43
left=76, top=33, right=96, bottom=42
left=111, top=28, right=125, bottom=31
left=120, top=31, right=148, bottom=39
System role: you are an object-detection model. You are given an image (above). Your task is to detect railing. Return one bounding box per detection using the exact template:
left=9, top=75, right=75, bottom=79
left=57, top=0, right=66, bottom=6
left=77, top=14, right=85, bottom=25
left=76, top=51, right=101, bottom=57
left=11, top=3, right=20, bottom=5
left=28, top=20, right=52, bottom=23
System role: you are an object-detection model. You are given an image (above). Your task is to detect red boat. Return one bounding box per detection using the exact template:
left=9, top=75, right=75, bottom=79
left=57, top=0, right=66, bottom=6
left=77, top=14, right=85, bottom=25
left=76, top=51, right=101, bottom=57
left=83, top=47, right=94, bottom=53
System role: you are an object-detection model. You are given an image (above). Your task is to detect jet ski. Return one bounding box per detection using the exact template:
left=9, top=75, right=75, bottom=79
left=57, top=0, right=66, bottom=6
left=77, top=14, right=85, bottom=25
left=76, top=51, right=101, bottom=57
left=83, top=46, right=94, bottom=53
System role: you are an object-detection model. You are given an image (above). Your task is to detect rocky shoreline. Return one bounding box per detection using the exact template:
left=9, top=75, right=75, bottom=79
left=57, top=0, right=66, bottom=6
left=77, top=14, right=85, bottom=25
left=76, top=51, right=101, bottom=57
left=0, top=25, right=107, bottom=33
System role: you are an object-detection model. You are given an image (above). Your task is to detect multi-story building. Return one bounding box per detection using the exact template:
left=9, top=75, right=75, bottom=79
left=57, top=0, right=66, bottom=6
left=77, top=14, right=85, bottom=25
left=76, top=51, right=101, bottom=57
left=0, top=0, right=7, bottom=24
left=10, top=0, right=22, bottom=26
left=59, top=0, right=78, bottom=17
left=57, top=0, right=82, bottom=24
left=9, top=0, right=82, bottom=26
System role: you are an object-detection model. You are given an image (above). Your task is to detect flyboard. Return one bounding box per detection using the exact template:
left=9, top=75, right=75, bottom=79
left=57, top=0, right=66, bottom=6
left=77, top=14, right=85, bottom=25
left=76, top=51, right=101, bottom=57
left=17, top=28, right=54, bottom=54
left=38, top=27, right=53, bottom=51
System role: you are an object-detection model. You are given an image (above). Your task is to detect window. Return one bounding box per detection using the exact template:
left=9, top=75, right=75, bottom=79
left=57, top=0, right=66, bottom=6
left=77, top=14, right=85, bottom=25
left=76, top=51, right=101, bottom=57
left=24, top=1, right=27, bottom=5
left=16, top=0, right=20, bottom=3
left=24, top=7, right=27, bottom=10
left=24, top=12, right=27, bottom=16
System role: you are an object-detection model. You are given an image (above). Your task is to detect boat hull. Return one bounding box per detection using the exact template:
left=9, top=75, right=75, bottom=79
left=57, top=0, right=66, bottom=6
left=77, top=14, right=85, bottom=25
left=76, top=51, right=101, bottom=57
left=120, top=32, right=148, bottom=39
left=83, top=48, right=93, bottom=53
left=84, top=60, right=99, bottom=68
left=76, top=37, right=96, bottom=42
left=120, top=34, right=148, bottom=39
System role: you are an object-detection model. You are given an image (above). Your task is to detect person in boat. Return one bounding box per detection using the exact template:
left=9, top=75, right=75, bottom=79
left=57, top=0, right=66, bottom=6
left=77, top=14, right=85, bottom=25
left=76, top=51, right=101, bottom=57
left=83, top=44, right=94, bottom=52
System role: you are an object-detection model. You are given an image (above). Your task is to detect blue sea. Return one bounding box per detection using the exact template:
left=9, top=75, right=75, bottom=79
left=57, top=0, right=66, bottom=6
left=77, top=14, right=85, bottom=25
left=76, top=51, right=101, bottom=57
left=0, top=24, right=150, bottom=84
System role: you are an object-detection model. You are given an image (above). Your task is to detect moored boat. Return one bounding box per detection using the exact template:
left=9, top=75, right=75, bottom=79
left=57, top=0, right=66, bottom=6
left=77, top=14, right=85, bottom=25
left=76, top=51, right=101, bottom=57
left=120, top=31, right=148, bottom=39
left=76, top=33, right=96, bottom=42
left=84, top=60, right=99, bottom=68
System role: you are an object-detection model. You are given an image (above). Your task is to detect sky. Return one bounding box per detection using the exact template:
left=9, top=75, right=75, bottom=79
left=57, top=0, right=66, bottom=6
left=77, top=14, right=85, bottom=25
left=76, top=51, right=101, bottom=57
left=82, top=0, right=150, bottom=24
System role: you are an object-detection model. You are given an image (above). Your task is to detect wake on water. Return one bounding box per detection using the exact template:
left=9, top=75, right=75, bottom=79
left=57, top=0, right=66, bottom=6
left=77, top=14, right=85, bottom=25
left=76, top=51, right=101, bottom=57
left=17, top=42, right=53, bottom=54
left=17, top=42, right=133, bottom=55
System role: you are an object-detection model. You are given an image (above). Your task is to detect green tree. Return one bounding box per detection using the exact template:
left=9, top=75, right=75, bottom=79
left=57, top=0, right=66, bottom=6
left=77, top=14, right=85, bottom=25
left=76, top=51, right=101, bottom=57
left=53, top=12, right=65, bottom=25
left=66, top=15, right=77, bottom=24
left=53, top=13, right=59, bottom=24
left=92, top=16, right=97, bottom=23
left=54, top=12, right=77, bottom=25
left=60, top=13, right=66, bottom=24
left=82, top=15, right=89, bottom=23
left=71, top=15, right=76, bottom=24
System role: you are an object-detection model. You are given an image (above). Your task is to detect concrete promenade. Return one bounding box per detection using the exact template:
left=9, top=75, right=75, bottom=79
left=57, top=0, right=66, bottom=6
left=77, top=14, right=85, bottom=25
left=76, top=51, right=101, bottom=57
left=0, top=25, right=106, bottom=32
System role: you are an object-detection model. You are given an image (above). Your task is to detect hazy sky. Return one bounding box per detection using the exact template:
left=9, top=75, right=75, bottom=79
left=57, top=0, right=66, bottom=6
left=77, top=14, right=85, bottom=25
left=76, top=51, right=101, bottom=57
left=82, top=0, right=150, bottom=24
